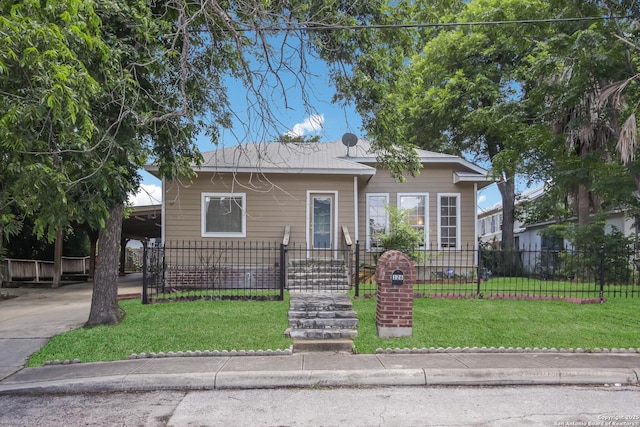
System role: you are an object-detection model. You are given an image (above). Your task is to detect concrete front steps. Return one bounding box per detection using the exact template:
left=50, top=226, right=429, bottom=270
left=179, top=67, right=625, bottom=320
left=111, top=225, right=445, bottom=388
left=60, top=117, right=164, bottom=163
left=287, top=258, right=351, bottom=292
left=285, top=292, right=358, bottom=353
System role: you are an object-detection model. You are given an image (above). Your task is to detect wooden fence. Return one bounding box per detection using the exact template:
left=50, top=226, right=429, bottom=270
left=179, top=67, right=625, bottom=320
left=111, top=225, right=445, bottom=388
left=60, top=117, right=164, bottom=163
left=2, top=257, right=90, bottom=283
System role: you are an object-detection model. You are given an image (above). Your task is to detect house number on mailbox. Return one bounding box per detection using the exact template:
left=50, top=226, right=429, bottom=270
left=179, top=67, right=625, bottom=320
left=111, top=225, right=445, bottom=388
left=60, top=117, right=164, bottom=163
left=391, top=269, right=404, bottom=285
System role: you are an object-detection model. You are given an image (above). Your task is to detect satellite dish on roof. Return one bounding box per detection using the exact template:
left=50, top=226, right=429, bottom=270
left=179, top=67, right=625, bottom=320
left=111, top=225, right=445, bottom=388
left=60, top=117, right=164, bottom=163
left=342, top=133, right=358, bottom=157
left=342, top=133, right=358, bottom=147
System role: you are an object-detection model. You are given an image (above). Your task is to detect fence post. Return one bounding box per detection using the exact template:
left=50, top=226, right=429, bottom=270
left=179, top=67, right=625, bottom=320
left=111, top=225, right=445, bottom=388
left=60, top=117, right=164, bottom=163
left=141, top=240, right=148, bottom=304
left=599, top=244, right=605, bottom=302
left=279, top=243, right=286, bottom=301
left=161, top=245, right=166, bottom=294
left=476, top=244, right=482, bottom=296
left=355, top=241, right=360, bottom=297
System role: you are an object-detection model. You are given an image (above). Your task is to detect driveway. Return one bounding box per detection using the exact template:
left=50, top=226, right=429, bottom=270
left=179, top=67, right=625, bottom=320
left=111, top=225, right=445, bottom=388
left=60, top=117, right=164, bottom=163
left=0, top=275, right=142, bottom=381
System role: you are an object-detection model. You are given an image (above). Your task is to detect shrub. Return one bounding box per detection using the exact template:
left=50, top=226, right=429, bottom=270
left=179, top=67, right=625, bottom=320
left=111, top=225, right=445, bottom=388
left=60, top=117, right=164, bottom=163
left=375, top=205, right=426, bottom=262
left=547, top=219, right=636, bottom=284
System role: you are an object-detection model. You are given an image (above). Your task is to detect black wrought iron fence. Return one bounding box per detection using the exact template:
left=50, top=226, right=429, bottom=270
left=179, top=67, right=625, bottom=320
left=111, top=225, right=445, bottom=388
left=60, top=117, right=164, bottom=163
left=142, top=241, right=640, bottom=303
left=142, top=239, right=357, bottom=302
left=142, top=241, right=285, bottom=303
left=354, top=244, right=640, bottom=299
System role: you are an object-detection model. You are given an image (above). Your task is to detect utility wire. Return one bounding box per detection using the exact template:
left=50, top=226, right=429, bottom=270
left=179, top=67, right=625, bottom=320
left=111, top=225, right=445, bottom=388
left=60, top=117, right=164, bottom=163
left=235, top=15, right=635, bottom=32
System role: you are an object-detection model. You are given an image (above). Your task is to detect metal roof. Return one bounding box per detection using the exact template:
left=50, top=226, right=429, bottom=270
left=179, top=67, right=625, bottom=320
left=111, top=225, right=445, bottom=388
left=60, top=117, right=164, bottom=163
left=196, top=140, right=375, bottom=174
left=146, top=140, right=489, bottom=178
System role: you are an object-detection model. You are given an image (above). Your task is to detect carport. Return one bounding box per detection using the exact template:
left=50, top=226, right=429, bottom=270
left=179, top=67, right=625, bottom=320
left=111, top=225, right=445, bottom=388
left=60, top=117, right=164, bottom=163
left=1, top=205, right=163, bottom=286
left=122, top=205, right=162, bottom=241
left=119, top=204, right=162, bottom=275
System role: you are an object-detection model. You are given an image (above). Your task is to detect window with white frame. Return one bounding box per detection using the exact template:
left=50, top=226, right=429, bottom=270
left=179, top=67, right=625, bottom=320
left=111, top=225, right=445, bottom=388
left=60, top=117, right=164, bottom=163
left=398, top=193, right=428, bottom=248
left=490, top=215, right=496, bottom=233
left=438, top=193, right=460, bottom=249
left=201, top=193, right=246, bottom=237
left=480, top=218, right=486, bottom=235
left=366, top=193, right=389, bottom=251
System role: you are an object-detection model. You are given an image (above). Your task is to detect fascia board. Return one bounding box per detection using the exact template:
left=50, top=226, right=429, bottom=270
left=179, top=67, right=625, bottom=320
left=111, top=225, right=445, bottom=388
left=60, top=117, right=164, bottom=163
left=350, top=156, right=489, bottom=175
left=193, top=166, right=377, bottom=175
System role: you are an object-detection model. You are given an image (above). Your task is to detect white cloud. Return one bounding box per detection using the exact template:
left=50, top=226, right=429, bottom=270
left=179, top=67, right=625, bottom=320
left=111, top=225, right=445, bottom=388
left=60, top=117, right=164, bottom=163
left=287, top=114, right=324, bottom=137
left=476, top=195, right=488, bottom=215
left=129, top=184, right=162, bottom=206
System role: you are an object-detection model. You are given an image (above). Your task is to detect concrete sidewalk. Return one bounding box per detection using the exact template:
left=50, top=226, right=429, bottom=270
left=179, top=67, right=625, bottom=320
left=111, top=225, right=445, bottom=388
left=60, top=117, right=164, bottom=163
left=1, top=351, right=639, bottom=395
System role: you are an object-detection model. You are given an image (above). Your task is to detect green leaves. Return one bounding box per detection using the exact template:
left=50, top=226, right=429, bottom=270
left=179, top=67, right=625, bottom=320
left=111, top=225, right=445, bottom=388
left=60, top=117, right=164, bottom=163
left=376, top=205, right=425, bottom=261
left=0, top=0, right=112, bottom=240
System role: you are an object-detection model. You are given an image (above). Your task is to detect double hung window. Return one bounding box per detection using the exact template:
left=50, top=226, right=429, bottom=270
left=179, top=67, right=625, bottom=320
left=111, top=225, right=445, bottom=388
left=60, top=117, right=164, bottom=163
left=438, top=193, right=460, bottom=249
left=366, top=194, right=389, bottom=251
left=398, top=193, right=428, bottom=248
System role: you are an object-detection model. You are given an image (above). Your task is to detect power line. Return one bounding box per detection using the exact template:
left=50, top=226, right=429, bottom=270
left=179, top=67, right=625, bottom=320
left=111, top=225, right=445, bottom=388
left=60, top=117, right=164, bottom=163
left=239, top=15, right=634, bottom=33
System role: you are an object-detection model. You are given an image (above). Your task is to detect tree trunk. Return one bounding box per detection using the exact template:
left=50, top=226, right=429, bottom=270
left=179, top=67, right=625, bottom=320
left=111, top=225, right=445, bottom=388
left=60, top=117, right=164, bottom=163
left=577, top=183, right=591, bottom=226
left=497, top=176, right=516, bottom=252
left=496, top=173, right=520, bottom=276
left=85, top=203, right=125, bottom=327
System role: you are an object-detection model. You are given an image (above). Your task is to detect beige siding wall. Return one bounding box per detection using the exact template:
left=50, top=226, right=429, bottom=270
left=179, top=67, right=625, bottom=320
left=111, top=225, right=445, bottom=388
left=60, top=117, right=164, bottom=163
left=164, top=164, right=479, bottom=250
left=164, top=172, right=357, bottom=244
left=358, top=166, right=477, bottom=250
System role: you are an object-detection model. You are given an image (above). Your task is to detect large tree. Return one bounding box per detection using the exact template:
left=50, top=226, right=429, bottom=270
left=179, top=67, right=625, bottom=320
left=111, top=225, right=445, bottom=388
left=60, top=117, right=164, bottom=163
left=316, top=0, right=463, bottom=178
left=528, top=0, right=640, bottom=226
left=1, top=0, right=208, bottom=324
left=322, top=0, right=552, bottom=251
left=1, top=0, right=390, bottom=325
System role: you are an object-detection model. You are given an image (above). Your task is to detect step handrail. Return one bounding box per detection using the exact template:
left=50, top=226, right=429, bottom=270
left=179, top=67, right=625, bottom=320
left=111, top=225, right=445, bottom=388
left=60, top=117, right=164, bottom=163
left=282, top=225, right=291, bottom=247
left=341, top=225, right=352, bottom=248
left=341, top=226, right=353, bottom=288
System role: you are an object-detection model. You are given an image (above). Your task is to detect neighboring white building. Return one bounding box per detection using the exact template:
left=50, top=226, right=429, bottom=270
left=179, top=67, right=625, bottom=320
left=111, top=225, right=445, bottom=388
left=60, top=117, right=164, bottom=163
left=517, top=210, right=636, bottom=249
left=477, top=185, right=545, bottom=248
left=516, top=210, right=637, bottom=272
left=478, top=185, right=638, bottom=272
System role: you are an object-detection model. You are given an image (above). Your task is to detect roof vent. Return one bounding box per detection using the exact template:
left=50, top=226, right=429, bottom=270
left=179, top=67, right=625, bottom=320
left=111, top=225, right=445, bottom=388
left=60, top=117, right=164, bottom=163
left=341, top=133, right=358, bottom=157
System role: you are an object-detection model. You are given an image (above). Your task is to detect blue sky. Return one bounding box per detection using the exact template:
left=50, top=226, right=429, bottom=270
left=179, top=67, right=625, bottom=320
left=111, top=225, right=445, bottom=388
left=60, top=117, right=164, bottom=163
left=130, top=54, right=365, bottom=206
left=129, top=57, right=503, bottom=210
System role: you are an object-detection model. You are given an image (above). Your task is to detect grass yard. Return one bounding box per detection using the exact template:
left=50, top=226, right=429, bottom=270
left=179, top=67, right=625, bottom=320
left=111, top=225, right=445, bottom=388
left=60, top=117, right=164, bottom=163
left=353, top=297, right=640, bottom=353
left=356, top=276, right=640, bottom=299
left=27, top=293, right=640, bottom=366
left=27, top=296, right=292, bottom=366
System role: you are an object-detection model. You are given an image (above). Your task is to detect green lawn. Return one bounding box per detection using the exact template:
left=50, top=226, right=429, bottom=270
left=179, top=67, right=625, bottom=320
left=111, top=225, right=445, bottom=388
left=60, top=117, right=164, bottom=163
left=352, top=297, right=640, bottom=353
left=356, top=276, right=640, bottom=299
left=27, top=296, right=292, bottom=366
left=27, top=294, right=640, bottom=366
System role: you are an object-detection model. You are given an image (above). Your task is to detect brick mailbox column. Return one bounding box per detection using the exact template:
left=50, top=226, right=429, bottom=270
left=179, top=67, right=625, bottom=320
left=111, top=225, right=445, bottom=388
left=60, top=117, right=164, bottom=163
left=376, top=250, right=416, bottom=338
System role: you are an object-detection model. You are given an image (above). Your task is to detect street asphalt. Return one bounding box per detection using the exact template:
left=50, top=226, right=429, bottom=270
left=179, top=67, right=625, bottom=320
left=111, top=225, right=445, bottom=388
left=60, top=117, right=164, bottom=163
left=0, top=274, right=639, bottom=395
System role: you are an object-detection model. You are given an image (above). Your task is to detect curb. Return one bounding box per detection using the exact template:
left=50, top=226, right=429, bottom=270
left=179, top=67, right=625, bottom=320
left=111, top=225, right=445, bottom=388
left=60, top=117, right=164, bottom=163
left=41, top=347, right=640, bottom=367
left=1, top=368, right=638, bottom=395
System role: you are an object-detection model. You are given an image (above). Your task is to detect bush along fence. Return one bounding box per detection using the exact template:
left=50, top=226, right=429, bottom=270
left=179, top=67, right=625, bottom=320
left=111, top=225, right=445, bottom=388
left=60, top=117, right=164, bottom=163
left=142, top=241, right=640, bottom=304
left=355, top=243, right=640, bottom=301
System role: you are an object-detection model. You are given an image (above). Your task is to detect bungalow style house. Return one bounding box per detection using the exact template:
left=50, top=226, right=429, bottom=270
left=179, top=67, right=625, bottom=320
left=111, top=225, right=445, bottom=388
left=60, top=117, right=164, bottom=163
left=144, top=139, right=492, bottom=293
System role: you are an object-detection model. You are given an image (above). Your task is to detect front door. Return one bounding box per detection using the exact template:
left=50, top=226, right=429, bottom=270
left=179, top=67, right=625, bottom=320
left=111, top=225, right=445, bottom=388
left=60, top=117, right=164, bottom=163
left=309, top=192, right=335, bottom=252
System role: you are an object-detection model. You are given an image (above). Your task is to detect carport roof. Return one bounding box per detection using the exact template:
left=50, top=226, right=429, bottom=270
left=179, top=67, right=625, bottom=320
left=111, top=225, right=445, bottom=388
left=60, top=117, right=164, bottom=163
left=122, top=205, right=161, bottom=240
